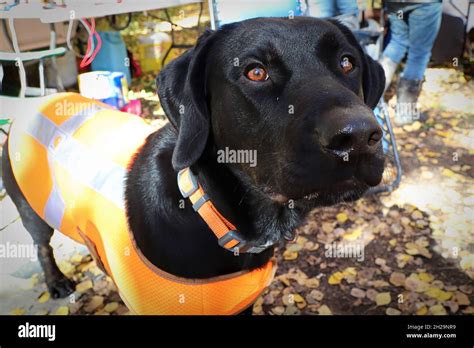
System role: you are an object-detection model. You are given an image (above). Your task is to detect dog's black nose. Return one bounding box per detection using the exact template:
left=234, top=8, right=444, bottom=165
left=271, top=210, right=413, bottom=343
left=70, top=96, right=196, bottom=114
left=319, top=109, right=382, bottom=157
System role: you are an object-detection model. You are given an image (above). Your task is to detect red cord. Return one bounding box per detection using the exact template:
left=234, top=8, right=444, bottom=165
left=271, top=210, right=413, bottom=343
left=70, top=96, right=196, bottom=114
left=79, top=18, right=102, bottom=68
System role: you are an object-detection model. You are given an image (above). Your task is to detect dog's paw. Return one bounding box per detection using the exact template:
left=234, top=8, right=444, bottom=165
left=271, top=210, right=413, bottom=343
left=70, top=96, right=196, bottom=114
left=47, top=277, right=75, bottom=299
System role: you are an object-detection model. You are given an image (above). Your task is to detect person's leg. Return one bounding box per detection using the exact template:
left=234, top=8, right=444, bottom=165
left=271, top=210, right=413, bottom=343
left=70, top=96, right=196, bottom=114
left=402, top=3, right=443, bottom=80
left=335, top=0, right=358, bottom=17
left=334, top=0, right=359, bottom=29
left=306, top=0, right=337, bottom=18
left=382, top=12, right=409, bottom=66
left=380, top=11, right=409, bottom=91
left=396, top=3, right=443, bottom=125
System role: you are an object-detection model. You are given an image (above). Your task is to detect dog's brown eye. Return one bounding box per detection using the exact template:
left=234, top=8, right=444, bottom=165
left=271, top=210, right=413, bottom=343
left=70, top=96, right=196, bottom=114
left=340, top=56, right=353, bottom=74
left=246, top=66, right=269, bottom=81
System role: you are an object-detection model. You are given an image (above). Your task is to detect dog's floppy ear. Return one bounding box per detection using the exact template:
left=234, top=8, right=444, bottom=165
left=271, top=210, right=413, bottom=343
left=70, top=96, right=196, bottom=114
left=156, top=29, right=215, bottom=171
left=361, top=53, right=385, bottom=109
left=328, top=19, right=385, bottom=109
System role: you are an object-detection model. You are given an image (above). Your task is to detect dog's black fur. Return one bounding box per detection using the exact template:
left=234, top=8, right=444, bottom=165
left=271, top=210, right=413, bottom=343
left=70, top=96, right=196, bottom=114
left=2, top=17, right=385, bottom=311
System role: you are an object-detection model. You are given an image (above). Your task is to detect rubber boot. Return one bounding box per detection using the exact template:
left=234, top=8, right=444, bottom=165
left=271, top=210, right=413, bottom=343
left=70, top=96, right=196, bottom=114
left=395, top=78, right=423, bottom=126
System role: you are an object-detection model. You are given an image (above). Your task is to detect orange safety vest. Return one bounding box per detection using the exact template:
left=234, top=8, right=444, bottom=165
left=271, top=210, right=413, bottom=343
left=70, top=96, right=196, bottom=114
left=8, top=93, right=276, bottom=315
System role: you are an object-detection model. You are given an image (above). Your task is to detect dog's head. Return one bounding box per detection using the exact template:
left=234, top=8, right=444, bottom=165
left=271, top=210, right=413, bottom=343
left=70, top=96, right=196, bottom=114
left=157, top=17, right=385, bottom=209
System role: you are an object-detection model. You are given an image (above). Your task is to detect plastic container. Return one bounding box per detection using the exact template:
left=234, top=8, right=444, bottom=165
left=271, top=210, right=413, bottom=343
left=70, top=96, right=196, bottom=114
left=137, top=31, right=172, bottom=72
left=78, top=71, right=129, bottom=109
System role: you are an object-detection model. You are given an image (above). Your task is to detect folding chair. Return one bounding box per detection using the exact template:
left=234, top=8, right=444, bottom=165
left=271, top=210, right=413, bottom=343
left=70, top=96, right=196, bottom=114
left=0, top=17, right=66, bottom=98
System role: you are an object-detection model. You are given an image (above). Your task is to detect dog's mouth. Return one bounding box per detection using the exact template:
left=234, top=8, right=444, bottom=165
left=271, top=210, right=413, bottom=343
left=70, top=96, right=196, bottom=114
left=247, top=176, right=376, bottom=247
left=261, top=177, right=370, bottom=207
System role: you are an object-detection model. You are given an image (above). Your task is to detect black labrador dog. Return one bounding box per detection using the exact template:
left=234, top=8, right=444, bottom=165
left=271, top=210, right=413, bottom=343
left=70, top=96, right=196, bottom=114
left=2, top=17, right=385, bottom=314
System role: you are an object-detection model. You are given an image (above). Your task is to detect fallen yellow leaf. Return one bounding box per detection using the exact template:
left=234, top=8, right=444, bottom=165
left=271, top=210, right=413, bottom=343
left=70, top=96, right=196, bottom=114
left=104, top=302, right=119, bottom=313
left=396, top=253, right=413, bottom=268
left=442, top=168, right=456, bottom=178
left=336, top=213, right=348, bottom=223
left=76, top=279, right=93, bottom=293
left=343, top=228, right=362, bottom=241
left=70, top=253, right=84, bottom=263
left=55, top=306, right=69, bottom=315
left=435, top=130, right=450, bottom=138
left=283, top=250, right=298, bottom=261
left=342, top=267, right=357, bottom=277
left=328, top=272, right=344, bottom=285
left=425, top=288, right=452, bottom=301
left=277, top=275, right=291, bottom=287
left=305, top=278, right=320, bottom=288
left=296, top=236, right=308, bottom=245
left=405, top=274, right=429, bottom=292
left=58, top=260, right=75, bottom=275
left=375, top=292, right=391, bottom=306
left=416, top=306, right=428, bottom=315
left=424, top=151, right=438, bottom=158
left=10, top=308, right=26, bottom=315
left=38, top=291, right=50, bottom=304
left=418, top=272, right=434, bottom=283
left=429, top=304, right=447, bottom=315
left=318, top=305, right=332, bottom=315
left=293, top=294, right=305, bottom=303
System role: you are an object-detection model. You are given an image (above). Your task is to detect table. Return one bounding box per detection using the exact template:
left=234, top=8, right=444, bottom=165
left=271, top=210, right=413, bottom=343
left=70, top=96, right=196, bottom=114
left=0, top=0, right=201, bottom=23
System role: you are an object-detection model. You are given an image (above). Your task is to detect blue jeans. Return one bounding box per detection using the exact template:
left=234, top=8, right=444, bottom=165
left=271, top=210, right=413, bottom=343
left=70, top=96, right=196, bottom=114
left=383, top=3, right=442, bottom=81
left=306, top=0, right=358, bottom=18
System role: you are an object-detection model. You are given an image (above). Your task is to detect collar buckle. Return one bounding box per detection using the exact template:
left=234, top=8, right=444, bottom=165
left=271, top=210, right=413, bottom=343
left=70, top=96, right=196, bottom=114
left=177, top=168, right=199, bottom=198
left=218, top=230, right=248, bottom=252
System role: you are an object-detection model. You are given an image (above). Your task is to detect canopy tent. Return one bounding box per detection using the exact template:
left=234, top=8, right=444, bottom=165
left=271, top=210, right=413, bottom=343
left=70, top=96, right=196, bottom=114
left=0, top=0, right=200, bottom=23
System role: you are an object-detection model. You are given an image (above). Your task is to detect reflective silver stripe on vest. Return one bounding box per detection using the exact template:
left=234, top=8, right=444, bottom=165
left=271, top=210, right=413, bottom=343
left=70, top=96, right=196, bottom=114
left=24, top=104, right=125, bottom=228
left=53, top=135, right=126, bottom=210
left=43, top=180, right=66, bottom=231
